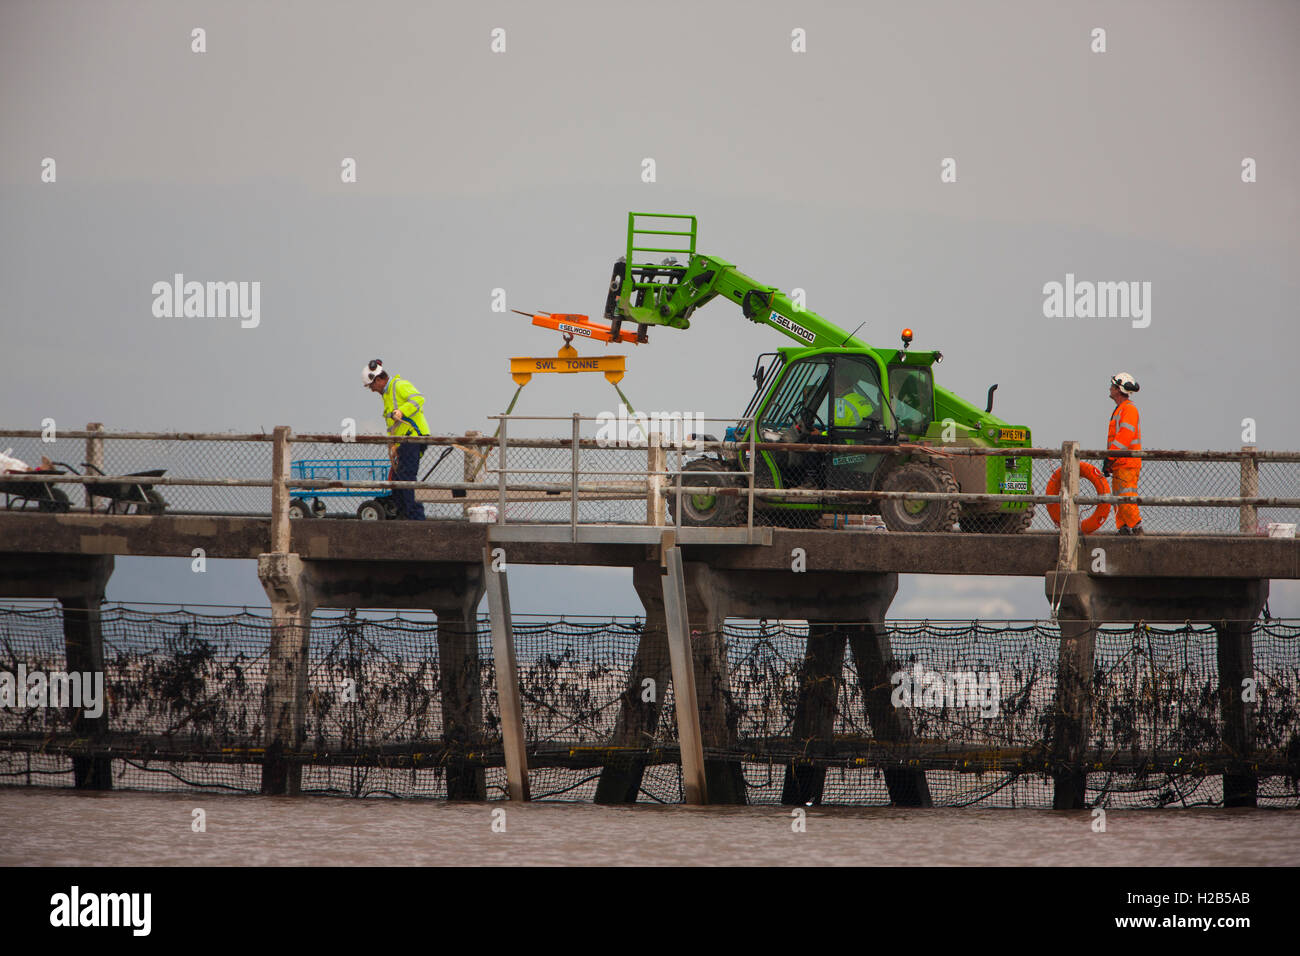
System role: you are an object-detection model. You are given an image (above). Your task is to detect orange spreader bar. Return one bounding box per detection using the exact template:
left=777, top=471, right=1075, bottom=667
left=527, top=311, right=642, bottom=345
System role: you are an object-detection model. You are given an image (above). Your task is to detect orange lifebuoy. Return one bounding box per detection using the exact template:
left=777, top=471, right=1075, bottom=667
left=1046, top=463, right=1112, bottom=534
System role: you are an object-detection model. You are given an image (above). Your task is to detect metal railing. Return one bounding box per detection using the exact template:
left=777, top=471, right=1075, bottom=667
left=3, top=422, right=1299, bottom=549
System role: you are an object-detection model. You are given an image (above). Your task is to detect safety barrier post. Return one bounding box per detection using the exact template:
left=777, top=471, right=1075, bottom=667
left=462, top=430, right=481, bottom=519
left=647, top=432, right=666, bottom=526
left=1057, top=441, right=1080, bottom=572
left=270, top=426, right=291, bottom=553
left=571, top=413, right=580, bottom=542
left=497, top=417, right=507, bottom=524
left=1240, top=446, right=1258, bottom=534
left=84, top=422, right=104, bottom=512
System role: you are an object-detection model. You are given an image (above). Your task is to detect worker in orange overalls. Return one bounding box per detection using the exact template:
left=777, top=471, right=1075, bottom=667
left=1105, top=372, right=1143, bottom=534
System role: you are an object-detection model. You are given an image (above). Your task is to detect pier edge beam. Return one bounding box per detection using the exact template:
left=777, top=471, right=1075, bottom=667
left=257, top=553, right=316, bottom=795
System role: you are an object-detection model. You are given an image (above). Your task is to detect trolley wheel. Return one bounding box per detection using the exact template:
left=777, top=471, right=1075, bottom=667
left=38, top=488, right=72, bottom=514
left=139, top=489, right=166, bottom=515
left=289, top=497, right=313, bottom=519
left=311, top=498, right=327, bottom=517
left=357, top=499, right=386, bottom=521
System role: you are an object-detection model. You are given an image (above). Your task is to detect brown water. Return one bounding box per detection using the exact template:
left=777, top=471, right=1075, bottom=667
left=1, top=788, right=1297, bottom=866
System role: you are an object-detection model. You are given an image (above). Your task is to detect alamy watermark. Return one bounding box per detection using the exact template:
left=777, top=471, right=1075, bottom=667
left=1042, top=273, right=1151, bottom=329
left=50, top=886, right=150, bottom=936
left=595, top=403, right=704, bottom=449
left=890, top=664, right=1000, bottom=718
left=152, top=274, right=261, bottom=328
left=0, top=665, right=104, bottom=718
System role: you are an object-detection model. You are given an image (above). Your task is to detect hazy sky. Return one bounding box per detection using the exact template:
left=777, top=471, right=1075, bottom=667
left=2, top=0, right=1297, bottom=616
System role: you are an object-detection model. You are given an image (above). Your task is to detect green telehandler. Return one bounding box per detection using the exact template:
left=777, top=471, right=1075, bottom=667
left=596, top=212, right=1035, bottom=532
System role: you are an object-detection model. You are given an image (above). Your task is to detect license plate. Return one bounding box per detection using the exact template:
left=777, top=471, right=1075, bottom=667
left=999, top=428, right=1027, bottom=442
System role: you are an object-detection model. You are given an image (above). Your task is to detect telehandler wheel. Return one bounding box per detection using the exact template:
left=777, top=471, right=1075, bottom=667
left=958, top=507, right=1034, bottom=534
left=878, top=463, right=960, bottom=532
left=670, top=458, right=740, bottom=527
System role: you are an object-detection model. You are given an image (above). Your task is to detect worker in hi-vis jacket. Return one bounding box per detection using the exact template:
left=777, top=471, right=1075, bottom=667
left=363, top=359, right=429, bottom=520
left=1105, top=372, right=1143, bottom=535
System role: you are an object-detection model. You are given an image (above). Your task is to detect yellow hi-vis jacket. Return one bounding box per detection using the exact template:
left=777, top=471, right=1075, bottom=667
left=834, top=392, right=874, bottom=428
left=383, top=375, right=429, bottom=438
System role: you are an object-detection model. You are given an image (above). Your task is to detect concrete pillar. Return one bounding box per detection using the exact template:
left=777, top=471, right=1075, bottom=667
left=1044, top=573, right=1268, bottom=810
left=60, top=556, right=115, bottom=789
left=594, top=562, right=673, bottom=803
left=595, top=560, right=744, bottom=803
left=781, top=624, right=845, bottom=806
left=1216, top=619, right=1256, bottom=807
left=0, top=554, right=116, bottom=788
left=434, top=577, right=487, bottom=801
left=1049, top=618, right=1097, bottom=810
left=257, top=553, right=314, bottom=795
left=847, top=620, right=934, bottom=807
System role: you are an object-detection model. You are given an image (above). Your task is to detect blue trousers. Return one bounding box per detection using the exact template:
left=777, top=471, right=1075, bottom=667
left=393, top=443, right=426, bottom=520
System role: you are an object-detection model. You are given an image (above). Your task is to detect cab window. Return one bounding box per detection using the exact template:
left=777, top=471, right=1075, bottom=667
left=832, top=355, right=888, bottom=430
left=760, top=357, right=830, bottom=431
left=889, top=366, right=934, bottom=437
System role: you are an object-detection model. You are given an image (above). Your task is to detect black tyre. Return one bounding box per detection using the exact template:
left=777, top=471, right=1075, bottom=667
left=357, top=499, right=386, bottom=521
left=878, top=463, right=960, bottom=532
left=958, top=507, right=1034, bottom=534
left=288, top=497, right=313, bottom=519
left=669, top=458, right=740, bottom=527
left=311, top=498, right=328, bottom=517
left=139, top=489, right=166, bottom=515
left=381, top=495, right=400, bottom=520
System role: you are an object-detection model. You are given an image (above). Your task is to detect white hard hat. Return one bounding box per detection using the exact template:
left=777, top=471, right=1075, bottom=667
left=362, top=359, right=385, bottom=387
left=1111, top=371, right=1140, bottom=393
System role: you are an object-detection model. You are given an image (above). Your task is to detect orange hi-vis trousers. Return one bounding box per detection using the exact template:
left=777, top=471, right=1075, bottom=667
left=1112, top=464, right=1141, bottom=529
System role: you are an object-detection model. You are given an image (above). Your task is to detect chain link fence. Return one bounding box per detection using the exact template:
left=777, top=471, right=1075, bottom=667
left=3, top=423, right=1298, bottom=536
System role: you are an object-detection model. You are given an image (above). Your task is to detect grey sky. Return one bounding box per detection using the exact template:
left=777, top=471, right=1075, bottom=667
left=2, top=1, right=1297, bottom=616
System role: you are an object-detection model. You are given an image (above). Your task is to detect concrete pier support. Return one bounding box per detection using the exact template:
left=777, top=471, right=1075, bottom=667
left=1045, top=572, right=1268, bottom=809
left=596, top=560, right=743, bottom=803
left=1215, top=619, right=1257, bottom=807
left=432, top=585, right=486, bottom=801
left=256, top=556, right=489, bottom=799
left=600, top=562, right=911, bottom=806
left=0, top=554, right=115, bottom=789
left=781, top=624, right=845, bottom=805
left=257, top=553, right=315, bottom=795
left=846, top=621, right=934, bottom=807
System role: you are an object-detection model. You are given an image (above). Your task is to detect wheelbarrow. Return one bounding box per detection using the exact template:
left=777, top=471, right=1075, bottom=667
left=73, top=461, right=168, bottom=514
left=0, top=467, right=72, bottom=512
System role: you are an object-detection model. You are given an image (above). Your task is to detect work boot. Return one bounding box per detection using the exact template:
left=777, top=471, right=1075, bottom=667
left=1117, top=526, right=1131, bottom=535
left=1130, top=523, right=1144, bottom=535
